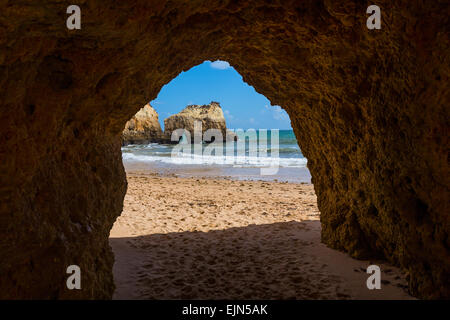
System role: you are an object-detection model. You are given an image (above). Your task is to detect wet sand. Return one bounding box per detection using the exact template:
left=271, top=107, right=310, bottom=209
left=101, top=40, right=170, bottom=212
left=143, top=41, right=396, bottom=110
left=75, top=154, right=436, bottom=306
left=109, top=172, right=413, bottom=299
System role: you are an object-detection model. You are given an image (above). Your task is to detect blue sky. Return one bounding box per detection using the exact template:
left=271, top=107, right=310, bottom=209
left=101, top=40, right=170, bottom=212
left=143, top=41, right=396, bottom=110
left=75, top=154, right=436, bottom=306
left=150, top=61, right=292, bottom=130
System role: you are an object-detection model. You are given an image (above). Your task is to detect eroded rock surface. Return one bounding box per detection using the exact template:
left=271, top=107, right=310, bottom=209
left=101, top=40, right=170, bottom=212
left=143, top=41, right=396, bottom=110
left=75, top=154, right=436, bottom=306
left=122, top=104, right=165, bottom=145
left=0, top=1, right=448, bottom=299
left=164, top=102, right=228, bottom=143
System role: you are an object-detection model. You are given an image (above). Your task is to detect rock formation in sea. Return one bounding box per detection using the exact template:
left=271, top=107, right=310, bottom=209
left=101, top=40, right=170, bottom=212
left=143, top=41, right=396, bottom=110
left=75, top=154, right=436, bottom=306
left=0, top=1, right=448, bottom=299
left=122, top=104, right=164, bottom=145
left=164, top=101, right=231, bottom=143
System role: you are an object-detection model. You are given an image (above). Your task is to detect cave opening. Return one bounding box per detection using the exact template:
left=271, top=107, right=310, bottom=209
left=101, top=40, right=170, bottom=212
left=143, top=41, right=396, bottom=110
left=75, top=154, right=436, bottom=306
left=112, top=61, right=319, bottom=299
left=109, top=61, right=411, bottom=300
left=120, top=60, right=310, bottom=183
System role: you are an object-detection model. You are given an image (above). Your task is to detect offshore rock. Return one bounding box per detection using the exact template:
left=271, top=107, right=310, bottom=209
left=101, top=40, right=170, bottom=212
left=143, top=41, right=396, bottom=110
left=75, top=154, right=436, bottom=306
left=164, top=102, right=228, bottom=143
left=122, top=104, right=165, bottom=145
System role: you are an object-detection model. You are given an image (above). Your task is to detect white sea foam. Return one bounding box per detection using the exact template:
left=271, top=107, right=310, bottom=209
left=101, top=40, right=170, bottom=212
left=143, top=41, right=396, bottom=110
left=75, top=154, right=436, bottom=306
left=122, top=152, right=307, bottom=168
left=122, top=143, right=169, bottom=150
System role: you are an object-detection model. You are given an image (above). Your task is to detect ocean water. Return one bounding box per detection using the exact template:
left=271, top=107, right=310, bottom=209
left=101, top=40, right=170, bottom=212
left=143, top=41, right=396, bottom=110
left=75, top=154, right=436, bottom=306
left=122, top=129, right=311, bottom=183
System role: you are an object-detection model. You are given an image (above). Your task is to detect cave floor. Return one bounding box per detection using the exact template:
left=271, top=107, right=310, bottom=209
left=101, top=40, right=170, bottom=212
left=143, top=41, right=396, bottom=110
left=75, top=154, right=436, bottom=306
left=109, top=173, right=413, bottom=300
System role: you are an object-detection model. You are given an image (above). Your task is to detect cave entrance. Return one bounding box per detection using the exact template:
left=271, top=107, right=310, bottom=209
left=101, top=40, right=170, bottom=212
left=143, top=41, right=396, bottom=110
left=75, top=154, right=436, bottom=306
left=120, top=60, right=310, bottom=184
left=109, top=61, right=412, bottom=300
left=110, top=61, right=326, bottom=299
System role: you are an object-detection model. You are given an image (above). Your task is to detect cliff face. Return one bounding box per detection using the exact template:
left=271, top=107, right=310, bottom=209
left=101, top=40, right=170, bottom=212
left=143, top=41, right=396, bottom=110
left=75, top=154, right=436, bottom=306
left=122, top=104, right=164, bottom=145
left=164, top=102, right=227, bottom=143
left=0, top=1, right=448, bottom=299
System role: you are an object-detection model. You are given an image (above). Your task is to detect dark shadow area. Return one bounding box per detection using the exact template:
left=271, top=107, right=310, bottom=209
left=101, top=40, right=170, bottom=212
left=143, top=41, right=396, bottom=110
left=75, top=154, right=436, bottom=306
left=110, top=221, right=411, bottom=300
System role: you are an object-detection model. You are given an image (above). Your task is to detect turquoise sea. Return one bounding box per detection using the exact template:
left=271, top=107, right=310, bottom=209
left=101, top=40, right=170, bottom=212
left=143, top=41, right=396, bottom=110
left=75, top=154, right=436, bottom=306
left=122, top=129, right=311, bottom=183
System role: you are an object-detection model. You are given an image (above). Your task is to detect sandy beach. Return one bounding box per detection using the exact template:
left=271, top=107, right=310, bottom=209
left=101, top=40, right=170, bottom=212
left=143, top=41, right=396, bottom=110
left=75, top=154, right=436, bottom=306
left=110, top=172, right=413, bottom=300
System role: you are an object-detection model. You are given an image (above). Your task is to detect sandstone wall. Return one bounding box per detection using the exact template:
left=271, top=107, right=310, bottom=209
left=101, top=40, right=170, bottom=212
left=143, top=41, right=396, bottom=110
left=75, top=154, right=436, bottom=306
left=0, top=1, right=448, bottom=298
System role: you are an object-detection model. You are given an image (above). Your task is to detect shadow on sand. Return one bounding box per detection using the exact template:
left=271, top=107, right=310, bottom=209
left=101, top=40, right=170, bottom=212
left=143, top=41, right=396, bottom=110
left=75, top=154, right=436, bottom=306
left=110, top=221, right=360, bottom=299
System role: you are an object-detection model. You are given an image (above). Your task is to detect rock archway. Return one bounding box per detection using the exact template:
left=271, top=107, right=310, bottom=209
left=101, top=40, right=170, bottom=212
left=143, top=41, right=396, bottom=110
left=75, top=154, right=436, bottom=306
left=0, top=1, right=448, bottom=299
